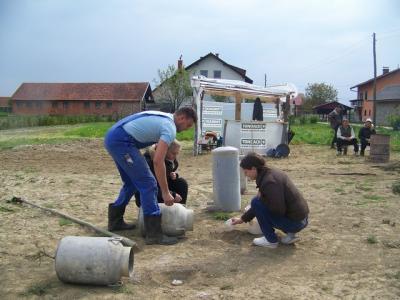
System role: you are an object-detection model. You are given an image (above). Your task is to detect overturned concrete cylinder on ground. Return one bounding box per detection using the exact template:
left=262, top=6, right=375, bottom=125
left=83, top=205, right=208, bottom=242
left=55, top=236, right=133, bottom=285
left=212, top=146, right=241, bottom=211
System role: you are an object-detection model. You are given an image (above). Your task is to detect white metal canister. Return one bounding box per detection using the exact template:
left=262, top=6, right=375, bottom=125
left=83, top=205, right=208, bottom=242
left=212, top=146, right=241, bottom=211
left=55, top=236, right=133, bottom=285
left=138, top=203, right=194, bottom=236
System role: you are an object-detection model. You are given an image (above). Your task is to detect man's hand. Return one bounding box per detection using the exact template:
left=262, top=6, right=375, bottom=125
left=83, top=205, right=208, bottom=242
left=230, top=217, right=244, bottom=225
left=170, top=172, right=177, bottom=180
left=163, top=192, right=175, bottom=206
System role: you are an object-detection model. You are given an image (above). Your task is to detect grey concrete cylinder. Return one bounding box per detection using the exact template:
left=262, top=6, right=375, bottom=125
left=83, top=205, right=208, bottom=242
left=138, top=203, right=194, bottom=236
left=55, top=236, right=134, bottom=285
left=212, top=146, right=241, bottom=211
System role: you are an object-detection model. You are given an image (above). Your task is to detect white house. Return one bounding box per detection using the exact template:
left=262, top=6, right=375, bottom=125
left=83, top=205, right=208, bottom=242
left=152, top=53, right=253, bottom=111
left=184, top=52, right=253, bottom=83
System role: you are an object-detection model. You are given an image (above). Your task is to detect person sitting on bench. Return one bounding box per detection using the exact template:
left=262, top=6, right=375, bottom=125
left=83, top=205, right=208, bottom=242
left=358, top=118, right=376, bottom=156
left=336, top=118, right=359, bottom=156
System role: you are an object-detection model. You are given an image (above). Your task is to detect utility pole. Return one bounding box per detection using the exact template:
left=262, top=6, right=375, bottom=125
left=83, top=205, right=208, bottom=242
left=372, top=32, right=377, bottom=126
left=264, top=74, right=267, bottom=88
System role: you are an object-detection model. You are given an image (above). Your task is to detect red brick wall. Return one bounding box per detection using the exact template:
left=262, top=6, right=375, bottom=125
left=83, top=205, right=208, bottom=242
left=12, top=100, right=142, bottom=117
left=357, top=71, right=400, bottom=121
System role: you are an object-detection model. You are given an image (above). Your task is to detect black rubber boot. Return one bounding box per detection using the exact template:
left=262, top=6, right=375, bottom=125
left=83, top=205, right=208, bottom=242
left=144, top=215, right=178, bottom=245
left=108, top=204, right=136, bottom=231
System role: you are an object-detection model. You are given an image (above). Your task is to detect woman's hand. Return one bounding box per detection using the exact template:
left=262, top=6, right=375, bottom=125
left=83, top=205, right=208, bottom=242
left=230, top=217, right=244, bottom=225
left=174, top=193, right=182, bottom=203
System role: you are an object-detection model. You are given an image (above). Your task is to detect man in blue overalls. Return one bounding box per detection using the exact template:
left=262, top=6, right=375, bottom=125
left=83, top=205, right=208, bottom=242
left=104, top=107, right=196, bottom=245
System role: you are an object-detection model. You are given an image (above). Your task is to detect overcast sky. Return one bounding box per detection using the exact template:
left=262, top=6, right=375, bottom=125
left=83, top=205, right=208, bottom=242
left=0, top=0, right=399, bottom=103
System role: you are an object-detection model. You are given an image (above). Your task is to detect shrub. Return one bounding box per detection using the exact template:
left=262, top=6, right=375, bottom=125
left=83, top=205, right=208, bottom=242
left=308, top=115, right=319, bottom=124
left=299, top=115, right=308, bottom=124
left=388, top=113, right=400, bottom=131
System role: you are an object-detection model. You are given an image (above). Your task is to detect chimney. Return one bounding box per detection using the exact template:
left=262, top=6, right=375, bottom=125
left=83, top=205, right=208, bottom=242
left=382, top=66, right=389, bottom=74
left=177, top=55, right=183, bottom=70
left=215, top=53, right=219, bottom=58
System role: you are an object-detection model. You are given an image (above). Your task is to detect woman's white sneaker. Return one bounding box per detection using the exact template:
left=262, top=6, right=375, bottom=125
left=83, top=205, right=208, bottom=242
left=252, top=236, right=278, bottom=248
left=280, top=233, right=300, bottom=245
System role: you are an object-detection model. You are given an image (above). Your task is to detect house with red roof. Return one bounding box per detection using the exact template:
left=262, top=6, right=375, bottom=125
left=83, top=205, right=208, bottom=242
left=350, top=67, right=400, bottom=125
left=11, top=82, right=154, bottom=118
left=0, top=97, right=11, bottom=113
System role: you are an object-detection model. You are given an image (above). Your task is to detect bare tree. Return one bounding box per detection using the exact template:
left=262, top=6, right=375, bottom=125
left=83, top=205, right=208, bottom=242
left=154, top=65, right=192, bottom=112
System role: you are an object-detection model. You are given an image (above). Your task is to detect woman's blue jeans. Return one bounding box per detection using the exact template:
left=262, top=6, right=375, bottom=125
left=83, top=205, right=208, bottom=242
left=251, top=196, right=308, bottom=243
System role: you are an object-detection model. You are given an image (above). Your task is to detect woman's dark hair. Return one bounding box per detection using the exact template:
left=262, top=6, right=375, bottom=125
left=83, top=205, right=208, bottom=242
left=240, top=152, right=265, bottom=170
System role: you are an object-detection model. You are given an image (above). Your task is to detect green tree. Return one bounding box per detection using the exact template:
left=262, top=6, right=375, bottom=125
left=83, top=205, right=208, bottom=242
left=154, top=64, right=192, bottom=112
left=303, top=83, right=338, bottom=112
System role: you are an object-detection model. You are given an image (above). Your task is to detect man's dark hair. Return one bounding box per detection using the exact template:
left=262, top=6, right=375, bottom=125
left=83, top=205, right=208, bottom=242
left=240, top=152, right=265, bottom=170
left=175, top=107, right=197, bottom=123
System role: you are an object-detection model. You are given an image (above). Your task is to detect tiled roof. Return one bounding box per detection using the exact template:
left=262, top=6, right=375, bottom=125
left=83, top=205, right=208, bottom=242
left=350, top=68, right=400, bottom=89
left=0, top=97, right=10, bottom=107
left=185, top=53, right=253, bottom=84
left=11, top=83, right=151, bottom=101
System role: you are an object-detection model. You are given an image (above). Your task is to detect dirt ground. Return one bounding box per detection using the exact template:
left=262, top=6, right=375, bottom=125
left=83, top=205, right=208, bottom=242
left=1, top=139, right=400, bottom=299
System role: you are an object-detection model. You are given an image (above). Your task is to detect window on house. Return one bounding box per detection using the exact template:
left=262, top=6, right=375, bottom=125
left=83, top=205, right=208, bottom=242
left=95, top=101, right=101, bottom=108
left=106, top=101, right=112, bottom=108
left=200, top=70, right=208, bottom=77
left=213, top=70, right=221, bottom=79
left=364, top=109, right=367, bottom=116
left=63, top=101, right=69, bottom=109
left=52, top=101, right=58, bottom=108
left=364, top=91, right=368, bottom=100
left=84, top=101, right=90, bottom=108
left=16, top=101, right=23, bottom=108
left=26, top=101, right=32, bottom=108
left=35, top=101, right=42, bottom=108
left=359, top=92, right=362, bottom=100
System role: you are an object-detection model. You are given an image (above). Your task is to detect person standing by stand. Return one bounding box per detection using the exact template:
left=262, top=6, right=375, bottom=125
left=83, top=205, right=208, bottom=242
left=328, top=106, right=343, bottom=149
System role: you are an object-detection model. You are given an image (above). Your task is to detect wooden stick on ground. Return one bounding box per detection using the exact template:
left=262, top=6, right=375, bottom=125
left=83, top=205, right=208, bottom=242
left=10, top=196, right=139, bottom=250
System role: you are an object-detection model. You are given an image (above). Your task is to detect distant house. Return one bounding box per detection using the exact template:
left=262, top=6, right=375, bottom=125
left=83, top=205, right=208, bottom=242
left=0, top=97, right=11, bottom=113
left=290, top=93, right=304, bottom=116
left=184, top=52, right=253, bottom=83
left=11, top=83, right=154, bottom=118
left=313, top=101, right=352, bottom=120
left=349, top=67, right=400, bottom=125
left=152, top=53, right=253, bottom=110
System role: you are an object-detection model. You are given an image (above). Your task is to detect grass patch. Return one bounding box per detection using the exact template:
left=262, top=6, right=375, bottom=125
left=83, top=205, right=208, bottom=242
left=63, top=122, right=112, bottom=138
left=355, top=184, right=373, bottom=192
left=0, top=205, right=15, bottom=213
left=43, top=203, right=55, bottom=209
left=111, top=284, right=134, bottom=294
left=22, top=281, right=54, bottom=296
left=210, top=211, right=234, bottom=221
left=334, top=188, right=345, bottom=194
left=356, top=194, right=385, bottom=206
left=59, top=217, right=73, bottom=226
left=392, top=181, right=400, bottom=195
left=176, top=127, right=195, bottom=141
left=366, top=235, right=378, bottom=244
left=290, top=122, right=400, bottom=151
left=363, top=194, right=383, bottom=201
